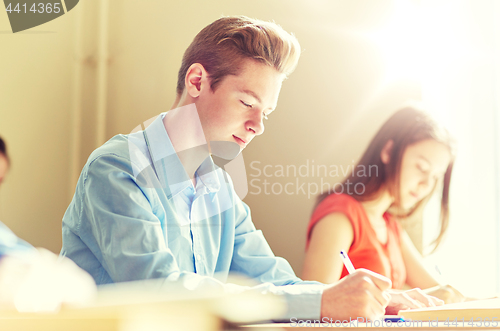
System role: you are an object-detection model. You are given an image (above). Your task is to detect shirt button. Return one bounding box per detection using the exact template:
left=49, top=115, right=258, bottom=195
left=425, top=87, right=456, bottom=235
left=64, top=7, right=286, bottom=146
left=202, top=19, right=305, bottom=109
left=197, top=254, right=203, bottom=260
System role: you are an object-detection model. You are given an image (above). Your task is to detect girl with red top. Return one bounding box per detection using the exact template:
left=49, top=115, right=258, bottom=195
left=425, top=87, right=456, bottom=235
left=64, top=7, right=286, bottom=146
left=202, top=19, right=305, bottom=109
left=302, top=105, right=465, bottom=304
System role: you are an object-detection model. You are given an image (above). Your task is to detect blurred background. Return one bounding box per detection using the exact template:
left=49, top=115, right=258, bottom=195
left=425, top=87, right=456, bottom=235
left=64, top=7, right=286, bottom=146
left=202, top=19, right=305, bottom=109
left=0, top=0, right=498, bottom=297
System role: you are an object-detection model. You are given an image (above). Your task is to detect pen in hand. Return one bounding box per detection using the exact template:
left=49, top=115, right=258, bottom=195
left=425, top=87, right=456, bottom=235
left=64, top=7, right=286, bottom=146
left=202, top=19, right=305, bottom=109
left=340, top=250, right=356, bottom=274
left=340, top=250, right=406, bottom=321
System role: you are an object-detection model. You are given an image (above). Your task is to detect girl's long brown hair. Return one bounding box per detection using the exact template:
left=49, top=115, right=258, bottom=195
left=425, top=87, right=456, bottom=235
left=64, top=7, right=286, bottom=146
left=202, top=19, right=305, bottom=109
left=0, top=136, right=8, bottom=164
left=316, top=106, right=455, bottom=250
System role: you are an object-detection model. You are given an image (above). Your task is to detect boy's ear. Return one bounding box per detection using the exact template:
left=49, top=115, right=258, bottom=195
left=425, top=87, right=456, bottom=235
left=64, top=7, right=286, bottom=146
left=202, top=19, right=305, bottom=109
left=380, top=139, right=394, bottom=164
left=185, top=63, right=208, bottom=98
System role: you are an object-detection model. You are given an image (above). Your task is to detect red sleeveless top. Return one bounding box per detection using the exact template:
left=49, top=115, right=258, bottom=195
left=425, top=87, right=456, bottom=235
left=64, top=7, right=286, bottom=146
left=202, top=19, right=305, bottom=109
left=306, top=194, right=406, bottom=289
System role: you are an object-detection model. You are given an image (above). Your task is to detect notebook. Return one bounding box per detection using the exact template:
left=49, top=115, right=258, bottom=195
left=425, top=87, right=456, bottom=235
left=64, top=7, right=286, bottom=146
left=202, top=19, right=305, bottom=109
left=398, top=298, right=500, bottom=322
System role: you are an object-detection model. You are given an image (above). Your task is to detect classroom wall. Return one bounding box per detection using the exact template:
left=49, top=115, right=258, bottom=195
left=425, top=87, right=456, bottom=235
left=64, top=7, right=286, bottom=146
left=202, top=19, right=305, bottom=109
left=0, top=8, right=76, bottom=251
left=0, top=0, right=420, bottom=274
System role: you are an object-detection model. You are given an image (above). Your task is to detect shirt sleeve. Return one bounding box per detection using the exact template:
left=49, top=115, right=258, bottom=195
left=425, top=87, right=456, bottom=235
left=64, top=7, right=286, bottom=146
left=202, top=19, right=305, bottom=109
left=80, top=153, right=184, bottom=282
left=80, top=153, right=324, bottom=320
left=229, top=194, right=324, bottom=319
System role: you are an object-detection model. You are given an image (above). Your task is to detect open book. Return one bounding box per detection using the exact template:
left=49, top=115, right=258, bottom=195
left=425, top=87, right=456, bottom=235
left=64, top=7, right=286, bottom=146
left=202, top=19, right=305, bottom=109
left=399, top=298, right=500, bottom=321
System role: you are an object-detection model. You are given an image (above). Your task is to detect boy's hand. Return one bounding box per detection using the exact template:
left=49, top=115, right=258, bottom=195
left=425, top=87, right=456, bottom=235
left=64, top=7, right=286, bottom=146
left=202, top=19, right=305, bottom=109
left=320, top=269, right=391, bottom=320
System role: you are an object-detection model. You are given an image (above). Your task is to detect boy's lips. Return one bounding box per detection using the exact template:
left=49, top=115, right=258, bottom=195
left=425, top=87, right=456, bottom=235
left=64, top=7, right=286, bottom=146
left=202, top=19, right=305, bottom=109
left=233, top=135, right=247, bottom=147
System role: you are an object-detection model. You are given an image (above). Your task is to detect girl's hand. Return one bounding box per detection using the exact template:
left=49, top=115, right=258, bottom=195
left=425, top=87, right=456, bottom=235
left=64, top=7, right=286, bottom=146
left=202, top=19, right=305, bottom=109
left=385, top=288, right=444, bottom=315
left=423, top=284, right=466, bottom=304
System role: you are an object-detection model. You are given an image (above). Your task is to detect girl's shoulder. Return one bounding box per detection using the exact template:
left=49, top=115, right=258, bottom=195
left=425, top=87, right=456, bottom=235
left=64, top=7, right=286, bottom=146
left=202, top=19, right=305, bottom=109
left=312, top=193, right=365, bottom=222
left=317, top=193, right=363, bottom=211
left=307, top=194, right=368, bottom=247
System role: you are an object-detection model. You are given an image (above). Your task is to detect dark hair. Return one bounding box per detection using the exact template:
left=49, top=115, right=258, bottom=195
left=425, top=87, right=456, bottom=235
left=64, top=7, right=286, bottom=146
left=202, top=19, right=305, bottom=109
left=176, top=16, right=301, bottom=95
left=316, top=106, right=455, bottom=250
left=0, top=136, right=8, bottom=162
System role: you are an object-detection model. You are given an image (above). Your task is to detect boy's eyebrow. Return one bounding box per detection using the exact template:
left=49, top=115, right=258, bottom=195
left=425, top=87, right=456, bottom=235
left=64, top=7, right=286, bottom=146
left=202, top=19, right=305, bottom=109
left=241, top=89, right=262, bottom=104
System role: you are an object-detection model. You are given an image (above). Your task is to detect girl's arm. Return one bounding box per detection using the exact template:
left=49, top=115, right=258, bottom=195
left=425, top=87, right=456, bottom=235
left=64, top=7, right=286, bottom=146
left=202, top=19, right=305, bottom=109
left=302, top=212, right=354, bottom=283
left=401, top=230, right=440, bottom=289
left=303, top=215, right=444, bottom=310
left=401, top=230, right=465, bottom=303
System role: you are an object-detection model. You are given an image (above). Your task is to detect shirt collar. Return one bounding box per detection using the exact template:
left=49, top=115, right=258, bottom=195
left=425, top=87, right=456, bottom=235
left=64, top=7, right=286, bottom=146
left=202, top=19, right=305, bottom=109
left=143, top=113, right=221, bottom=198
left=196, top=156, right=221, bottom=193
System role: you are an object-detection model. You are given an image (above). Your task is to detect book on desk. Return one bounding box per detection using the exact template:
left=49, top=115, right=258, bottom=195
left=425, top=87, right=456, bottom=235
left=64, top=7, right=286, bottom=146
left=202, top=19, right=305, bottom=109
left=398, top=297, right=500, bottom=322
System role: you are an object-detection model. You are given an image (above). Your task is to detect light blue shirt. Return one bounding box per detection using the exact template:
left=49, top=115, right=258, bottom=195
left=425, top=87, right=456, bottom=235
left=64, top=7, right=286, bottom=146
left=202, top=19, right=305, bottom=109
left=61, top=113, right=323, bottom=320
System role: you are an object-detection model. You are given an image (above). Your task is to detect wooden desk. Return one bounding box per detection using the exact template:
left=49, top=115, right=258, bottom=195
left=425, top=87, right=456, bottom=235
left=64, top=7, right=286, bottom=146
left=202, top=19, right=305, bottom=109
left=0, top=301, right=221, bottom=331
left=0, top=279, right=284, bottom=331
left=243, top=298, right=500, bottom=330
left=245, top=322, right=500, bottom=330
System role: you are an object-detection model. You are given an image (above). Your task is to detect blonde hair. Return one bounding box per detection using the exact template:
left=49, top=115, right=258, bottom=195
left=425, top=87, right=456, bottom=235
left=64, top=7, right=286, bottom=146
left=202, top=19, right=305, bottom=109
left=176, top=16, right=301, bottom=95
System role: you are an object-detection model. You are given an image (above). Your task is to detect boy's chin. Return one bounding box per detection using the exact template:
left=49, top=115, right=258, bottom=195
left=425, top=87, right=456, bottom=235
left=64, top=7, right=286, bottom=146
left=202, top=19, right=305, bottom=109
left=209, top=140, right=242, bottom=160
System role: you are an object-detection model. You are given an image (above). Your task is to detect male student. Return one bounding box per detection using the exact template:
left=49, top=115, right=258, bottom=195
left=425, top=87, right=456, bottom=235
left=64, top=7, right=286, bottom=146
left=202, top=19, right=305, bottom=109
left=61, top=16, right=437, bottom=320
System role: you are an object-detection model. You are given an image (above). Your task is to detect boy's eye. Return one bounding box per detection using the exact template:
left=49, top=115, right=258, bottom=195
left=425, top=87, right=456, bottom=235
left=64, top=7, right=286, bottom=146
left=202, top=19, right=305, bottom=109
left=241, top=100, right=253, bottom=108
left=241, top=100, right=270, bottom=120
